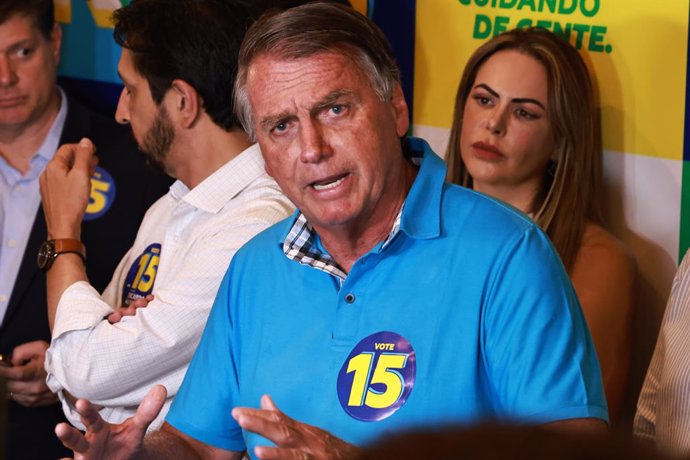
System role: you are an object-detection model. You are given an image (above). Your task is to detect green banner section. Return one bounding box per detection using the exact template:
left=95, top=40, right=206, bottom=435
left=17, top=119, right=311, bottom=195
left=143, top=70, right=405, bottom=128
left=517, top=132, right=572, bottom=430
left=680, top=160, right=690, bottom=262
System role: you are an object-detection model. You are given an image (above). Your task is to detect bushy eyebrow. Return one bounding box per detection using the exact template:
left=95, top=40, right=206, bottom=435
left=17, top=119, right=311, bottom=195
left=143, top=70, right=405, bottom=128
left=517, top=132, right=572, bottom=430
left=2, top=38, right=34, bottom=55
left=473, top=83, right=546, bottom=110
left=259, top=111, right=294, bottom=132
left=259, top=89, right=357, bottom=132
left=310, top=89, right=354, bottom=115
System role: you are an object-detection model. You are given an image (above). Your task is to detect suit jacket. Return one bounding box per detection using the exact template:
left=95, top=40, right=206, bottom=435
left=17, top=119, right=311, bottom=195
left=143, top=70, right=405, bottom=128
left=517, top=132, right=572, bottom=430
left=0, top=96, right=171, bottom=459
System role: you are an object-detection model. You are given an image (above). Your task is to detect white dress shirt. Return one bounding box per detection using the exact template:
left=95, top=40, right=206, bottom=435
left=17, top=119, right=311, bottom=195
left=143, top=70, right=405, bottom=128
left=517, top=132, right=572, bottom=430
left=45, top=144, right=293, bottom=430
left=635, top=249, right=690, bottom=455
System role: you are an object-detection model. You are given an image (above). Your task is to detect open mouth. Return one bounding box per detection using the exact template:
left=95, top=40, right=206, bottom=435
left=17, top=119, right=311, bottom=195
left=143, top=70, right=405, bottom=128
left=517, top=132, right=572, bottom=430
left=311, top=173, right=348, bottom=191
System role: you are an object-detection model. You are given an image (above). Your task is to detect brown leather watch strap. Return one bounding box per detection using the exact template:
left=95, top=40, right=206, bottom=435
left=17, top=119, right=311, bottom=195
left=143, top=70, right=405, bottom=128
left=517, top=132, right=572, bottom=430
left=52, top=238, right=86, bottom=258
left=52, top=239, right=87, bottom=266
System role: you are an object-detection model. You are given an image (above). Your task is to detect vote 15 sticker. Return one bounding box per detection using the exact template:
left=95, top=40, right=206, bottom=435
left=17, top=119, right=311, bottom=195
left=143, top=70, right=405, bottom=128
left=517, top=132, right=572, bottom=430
left=84, top=166, right=116, bottom=221
left=337, top=331, right=416, bottom=422
left=121, top=243, right=161, bottom=306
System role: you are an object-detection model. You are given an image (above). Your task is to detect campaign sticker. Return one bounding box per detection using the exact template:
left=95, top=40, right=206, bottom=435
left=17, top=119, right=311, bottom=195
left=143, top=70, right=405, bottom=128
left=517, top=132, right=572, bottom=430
left=84, top=166, right=116, bottom=221
left=337, top=331, right=416, bottom=422
left=121, top=243, right=161, bottom=306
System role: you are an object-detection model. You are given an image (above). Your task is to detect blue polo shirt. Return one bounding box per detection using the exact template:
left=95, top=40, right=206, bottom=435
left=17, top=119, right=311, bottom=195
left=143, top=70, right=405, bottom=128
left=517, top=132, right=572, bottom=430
left=167, top=138, right=607, bottom=454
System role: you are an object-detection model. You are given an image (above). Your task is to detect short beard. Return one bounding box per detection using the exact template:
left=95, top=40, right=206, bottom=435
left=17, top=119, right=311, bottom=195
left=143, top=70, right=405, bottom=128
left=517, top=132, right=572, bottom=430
left=139, top=105, right=174, bottom=173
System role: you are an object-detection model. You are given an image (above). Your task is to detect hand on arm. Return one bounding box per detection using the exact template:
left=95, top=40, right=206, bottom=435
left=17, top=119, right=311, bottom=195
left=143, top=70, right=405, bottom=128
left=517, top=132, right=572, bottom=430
left=0, top=340, right=57, bottom=407
left=40, top=138, right=98, bottom=330
left=107, top=294, right=155, bottom=324
left=233, top=395, right=362, bottom=460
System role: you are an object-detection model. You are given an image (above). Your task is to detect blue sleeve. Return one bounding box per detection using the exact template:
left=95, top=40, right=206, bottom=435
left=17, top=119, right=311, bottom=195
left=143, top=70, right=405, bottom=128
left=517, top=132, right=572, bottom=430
left=482, top=226, right=609, bottom=424
left=165, top=266, right=246, bottom=452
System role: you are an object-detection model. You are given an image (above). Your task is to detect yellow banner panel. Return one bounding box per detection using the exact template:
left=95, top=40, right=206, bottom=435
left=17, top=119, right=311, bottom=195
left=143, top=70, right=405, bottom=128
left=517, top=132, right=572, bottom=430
left=54, top=0, right=71, bottom=24
left=415, top=0, right=689, bottom=159
left=351, top=0, right=368, bottom=14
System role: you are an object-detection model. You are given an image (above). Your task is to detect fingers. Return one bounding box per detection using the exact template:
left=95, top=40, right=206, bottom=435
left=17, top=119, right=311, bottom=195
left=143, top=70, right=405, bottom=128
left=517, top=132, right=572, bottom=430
left=0, top=360, right=36, bottom=381
left=10, top=340, right=49, bottom=363
left=131, top=294, right=155, bottom=308
left=132, top=384, right=167, bottom=431
left=8, top=387, right=58, bottom=407
left=0, top=364, right=14, bottom=379
left=6, top=369, right=49, bottom=394
left=53, top=138, right=95, bottom=171
left=56, top=422, right=91, bottom=454
left=261, top=394, right=280, bottom=411
left=51, top=144, right=78, bottom=171
left=254, top=446, right=310, bottom=460
left=73, top=138, right=96, bottom=176
left=106, top=311, right=123, bottom=324
left=108, top=295, right=155, bottom=323
left=75, top=398, right=107, bottom=434
left=233, top=407, right=297, bottom=447
left=233, top=394, right=281, bottom=421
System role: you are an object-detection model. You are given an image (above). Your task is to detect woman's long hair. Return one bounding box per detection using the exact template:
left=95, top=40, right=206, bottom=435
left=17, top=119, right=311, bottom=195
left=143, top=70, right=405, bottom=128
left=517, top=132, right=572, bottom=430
left=446, top=27, right=603, bottom=271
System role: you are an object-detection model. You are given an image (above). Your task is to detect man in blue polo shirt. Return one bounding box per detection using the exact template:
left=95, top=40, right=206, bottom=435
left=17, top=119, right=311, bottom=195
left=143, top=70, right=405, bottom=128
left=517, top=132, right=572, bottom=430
left=55, top=3, right=607, bottom=459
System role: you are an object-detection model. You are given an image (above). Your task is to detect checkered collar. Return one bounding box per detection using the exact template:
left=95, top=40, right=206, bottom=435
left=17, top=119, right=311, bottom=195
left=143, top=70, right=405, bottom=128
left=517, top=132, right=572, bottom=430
left=281, top=205, right=403, bottom=281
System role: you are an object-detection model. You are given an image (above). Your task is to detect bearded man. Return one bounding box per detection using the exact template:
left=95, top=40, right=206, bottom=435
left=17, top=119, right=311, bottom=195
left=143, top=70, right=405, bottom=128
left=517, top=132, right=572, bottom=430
left=39, top=0, right=293, bottom=433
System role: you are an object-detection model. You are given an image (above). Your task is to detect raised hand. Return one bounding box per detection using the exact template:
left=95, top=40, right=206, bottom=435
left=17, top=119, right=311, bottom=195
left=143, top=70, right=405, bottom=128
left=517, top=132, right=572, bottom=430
left=232, top=395, right=362, bottom=460
left=55, top=384, right=166, bottom=460
left=40, top=138, right=98, bottom=240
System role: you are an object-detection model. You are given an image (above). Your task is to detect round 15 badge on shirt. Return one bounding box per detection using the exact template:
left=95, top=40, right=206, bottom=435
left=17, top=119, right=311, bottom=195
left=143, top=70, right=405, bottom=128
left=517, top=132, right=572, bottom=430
left=84, top=166, right=116, bottom=221
left=121, top=243, right=161, bottom=306
left=337, top=331, right=416, bottom=422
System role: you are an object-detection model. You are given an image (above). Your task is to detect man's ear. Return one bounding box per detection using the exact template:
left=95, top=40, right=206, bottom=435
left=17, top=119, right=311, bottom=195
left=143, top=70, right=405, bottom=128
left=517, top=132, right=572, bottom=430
left=169, top=79, right=200, bottom=129
left=50, top=23, right=62, bottom=65
left=390, top=84, right=410, bottom=137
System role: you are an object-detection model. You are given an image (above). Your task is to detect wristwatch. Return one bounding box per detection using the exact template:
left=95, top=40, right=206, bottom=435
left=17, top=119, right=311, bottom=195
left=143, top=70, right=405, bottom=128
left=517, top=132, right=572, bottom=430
left=37, top=239, right=86, bottom=272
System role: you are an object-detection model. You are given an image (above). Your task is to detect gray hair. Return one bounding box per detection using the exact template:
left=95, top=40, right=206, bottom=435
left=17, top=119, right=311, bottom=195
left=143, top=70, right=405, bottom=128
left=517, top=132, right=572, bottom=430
left=234, top=2, right=401, bottom=140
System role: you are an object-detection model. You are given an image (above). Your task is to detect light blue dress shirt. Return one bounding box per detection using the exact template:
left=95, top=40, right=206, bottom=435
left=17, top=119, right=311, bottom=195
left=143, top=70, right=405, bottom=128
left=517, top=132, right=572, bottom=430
left=0, top=91, right=67, bottom=324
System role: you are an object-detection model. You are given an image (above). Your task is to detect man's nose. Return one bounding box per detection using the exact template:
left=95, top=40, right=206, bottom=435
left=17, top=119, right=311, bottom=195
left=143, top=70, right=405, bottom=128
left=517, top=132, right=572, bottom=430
left=0, top=57, right=17, bottom=87
left=114, top=88, right=130, bottom=125
left=299, top=121, right=332, bottom=164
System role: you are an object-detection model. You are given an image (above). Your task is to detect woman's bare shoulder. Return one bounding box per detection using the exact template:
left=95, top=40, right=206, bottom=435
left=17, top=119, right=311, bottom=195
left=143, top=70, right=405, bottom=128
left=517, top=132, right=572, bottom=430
left=581, top=223, right=634, bottom=262
left=574, top=222, right=636, bottom=281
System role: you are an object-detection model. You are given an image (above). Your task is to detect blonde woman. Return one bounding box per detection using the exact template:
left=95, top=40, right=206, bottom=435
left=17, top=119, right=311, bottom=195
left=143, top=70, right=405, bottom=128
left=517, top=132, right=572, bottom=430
left=446, top=27, right=635, bottom=422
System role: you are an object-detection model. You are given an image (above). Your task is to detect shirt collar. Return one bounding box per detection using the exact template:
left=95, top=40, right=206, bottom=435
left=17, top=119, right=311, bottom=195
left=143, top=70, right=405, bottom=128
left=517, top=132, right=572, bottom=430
left=169, top=143, right=266, bottom=213
left=36, top=87, right=69, bottom=163
left=279, top=137, right=446, bottom=279
left=397, top=136, right=444, bottom=240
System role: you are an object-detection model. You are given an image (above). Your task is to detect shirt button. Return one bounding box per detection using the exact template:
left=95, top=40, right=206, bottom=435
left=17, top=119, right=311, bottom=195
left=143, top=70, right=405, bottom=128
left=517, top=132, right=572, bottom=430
left=6, top=239, right=16, bottom=248
left=0, top=295, right=7, bottom=302
left=344, top=293, right=355, bottom=304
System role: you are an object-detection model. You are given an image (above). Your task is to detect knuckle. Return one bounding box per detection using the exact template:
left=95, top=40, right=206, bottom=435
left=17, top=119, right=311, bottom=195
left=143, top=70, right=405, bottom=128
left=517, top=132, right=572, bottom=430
left=275, top=421, right=295, bottom=443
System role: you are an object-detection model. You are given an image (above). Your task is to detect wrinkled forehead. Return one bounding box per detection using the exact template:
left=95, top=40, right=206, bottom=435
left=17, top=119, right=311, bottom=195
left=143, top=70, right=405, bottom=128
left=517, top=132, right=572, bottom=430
left=247, top=50, right=368, bottom=99
left=248, top=48, right=375, bottom=100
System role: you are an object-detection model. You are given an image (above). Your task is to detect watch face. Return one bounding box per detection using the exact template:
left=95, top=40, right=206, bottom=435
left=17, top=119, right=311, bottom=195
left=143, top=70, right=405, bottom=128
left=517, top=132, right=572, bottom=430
left=37, top=240, right=55, bottom=271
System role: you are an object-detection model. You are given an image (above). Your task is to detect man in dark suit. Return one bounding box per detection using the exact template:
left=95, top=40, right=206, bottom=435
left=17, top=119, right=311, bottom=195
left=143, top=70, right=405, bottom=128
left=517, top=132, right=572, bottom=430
left=0, top=1, right=170, bottom=458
